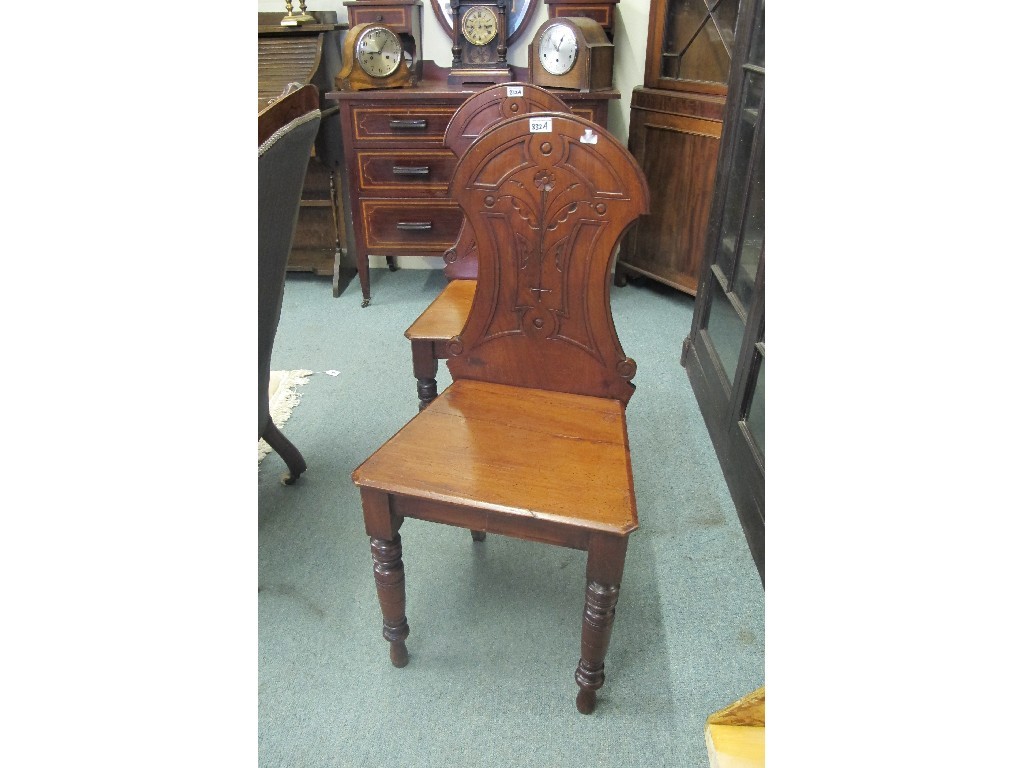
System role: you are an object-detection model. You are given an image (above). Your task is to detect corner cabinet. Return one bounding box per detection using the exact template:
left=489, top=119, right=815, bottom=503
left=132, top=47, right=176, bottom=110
left=615, top=0, right=740, bottom=295
left=683, top=0, right=764, bottom=583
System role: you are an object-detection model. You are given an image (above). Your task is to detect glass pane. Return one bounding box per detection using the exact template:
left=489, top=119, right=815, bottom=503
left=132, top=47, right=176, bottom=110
left=749, top=0, right=765, bottom=68
left=734, top=134, right=764, bottom=309
left=706, top=274, right=744, bottom=385
left=715, top=69, right=760, bottom=280
left=745, top=352, right=765, bottom=456
left=661, top=0, right=739, bottom=84
left=710, top=0, right=739, bottom=55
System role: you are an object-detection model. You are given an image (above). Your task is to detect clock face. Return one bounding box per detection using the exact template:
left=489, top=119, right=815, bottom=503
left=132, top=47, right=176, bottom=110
left=538, top=23, right=578, bottom=75
left=355, top=26, right=403, bottom=78
left=461, top=6, right=499, bottom=46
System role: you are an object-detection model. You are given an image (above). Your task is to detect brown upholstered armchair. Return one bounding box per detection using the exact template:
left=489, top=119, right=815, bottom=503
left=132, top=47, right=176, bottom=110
left=258, top=84, right=321, bottom=483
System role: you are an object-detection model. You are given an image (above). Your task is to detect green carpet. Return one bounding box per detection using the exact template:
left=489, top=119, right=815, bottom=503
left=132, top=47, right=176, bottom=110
left=258, top=267, right=764, bottom=767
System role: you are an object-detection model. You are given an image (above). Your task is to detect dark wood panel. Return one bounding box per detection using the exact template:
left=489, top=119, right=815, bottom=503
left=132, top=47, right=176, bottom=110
left=629, top=86, right=726, bottom=122
left=545, top=0, right=620, bottom=39
left=618, top=94, right=722, bottom=295
left=288, top=158, right=343, bottom=276
left=347, top=6, right=411, bottom=28
left=361, top=200, right=463, bottom=251
left=552, top=6, right=612, bottom=27
left=568, top=105, right=598, bottom=123
left=356, top=150, right=457, bottom=196
left=350, top=106, right=460, bottom=142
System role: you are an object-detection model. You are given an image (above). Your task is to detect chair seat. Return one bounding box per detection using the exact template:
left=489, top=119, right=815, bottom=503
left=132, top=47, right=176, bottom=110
left=352, top=379, right=638, bottom=536
left=404, top=279, right=477, bottom=342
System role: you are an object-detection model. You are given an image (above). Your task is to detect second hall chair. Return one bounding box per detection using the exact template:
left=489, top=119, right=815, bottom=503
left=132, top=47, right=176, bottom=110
left=352, top=111, right=650, bottom=714
left=403, top=82, right=570, bottom=410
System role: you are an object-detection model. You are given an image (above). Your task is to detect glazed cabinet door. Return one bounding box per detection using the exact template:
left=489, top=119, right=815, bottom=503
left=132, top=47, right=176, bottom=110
left=683, top=0, right=764, bottom=582
left=615, top=0, right=741, bottom=294
left=646, top=0, right=740, bottom=93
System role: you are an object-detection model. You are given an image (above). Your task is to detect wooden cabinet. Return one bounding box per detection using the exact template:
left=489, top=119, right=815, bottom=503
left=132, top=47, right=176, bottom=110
left=327, top=62, right=619, bottom=306
left=615, top=0, right=740, bottom=296
left=287, top=157, right=345, bottom=280
left=543, top=0, right=620, bottom=40
left=683, top=0, right=764, bottom=583
left=258, top=12, right=349, bottom=294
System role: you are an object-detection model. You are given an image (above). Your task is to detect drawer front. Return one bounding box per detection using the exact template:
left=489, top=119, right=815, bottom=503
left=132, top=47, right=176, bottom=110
left=351, top=106, right=459, bottom=144
left=356, top=150, right=457, bottom=196
left=347, top=7, right=411, bottom=31
left=361, top=201, right=464, bottom=252
left=552, top=6, right=612, bottom=27
left=569, top=105, right=597, bottom=123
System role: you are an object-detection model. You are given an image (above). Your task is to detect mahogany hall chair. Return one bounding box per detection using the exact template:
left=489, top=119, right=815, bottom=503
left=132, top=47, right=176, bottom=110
left=404, top=82, right=570, bottom=410
left=259, top=84, right=320, bottom=484
left=352, top=112, right=650, bottom=713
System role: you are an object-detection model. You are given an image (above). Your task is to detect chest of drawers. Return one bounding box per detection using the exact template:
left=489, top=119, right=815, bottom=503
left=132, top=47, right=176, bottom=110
left=328, top=63, right=619, bottom=306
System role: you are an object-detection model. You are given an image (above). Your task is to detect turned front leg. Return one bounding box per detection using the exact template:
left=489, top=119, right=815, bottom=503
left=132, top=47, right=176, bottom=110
left=575, top=581, right=620, bottom=714
left=575, top=533, right=629, bottom=714
left=370, top=535, right=410, bottom=667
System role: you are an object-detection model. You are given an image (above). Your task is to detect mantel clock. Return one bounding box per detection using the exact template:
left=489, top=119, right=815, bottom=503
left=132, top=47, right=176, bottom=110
left=335, top=22, right=415, bottom=90
left=447, top=0, right=514, bottom=86
left=344, top=1, right=424, bottom=79
left=528, top=16, right=613, bottom=92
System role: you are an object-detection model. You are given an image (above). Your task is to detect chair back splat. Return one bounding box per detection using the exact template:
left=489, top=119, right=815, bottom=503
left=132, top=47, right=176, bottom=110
left=441, top=83, right=570, bottom=280
left=404, top=84, right=574, bottom=411
left=446, top=112, right=650, bottom=403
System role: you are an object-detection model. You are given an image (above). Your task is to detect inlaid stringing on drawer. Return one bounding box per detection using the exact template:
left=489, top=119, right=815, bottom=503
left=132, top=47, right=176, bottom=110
left=351, top=107, right=459, bottom=143
left=361, top=200, right=464, bottom=250
left=347, top=7, right=409, bottom=30
left=356, top=150, right=457, bottom=195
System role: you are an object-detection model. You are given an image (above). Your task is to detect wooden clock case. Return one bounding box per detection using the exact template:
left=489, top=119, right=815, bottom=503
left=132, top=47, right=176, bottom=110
left=335, top=22, right=416, bottom=91
left=448, top=0, right=514, bottom=86
left=528, top=16, right=614, bottom=93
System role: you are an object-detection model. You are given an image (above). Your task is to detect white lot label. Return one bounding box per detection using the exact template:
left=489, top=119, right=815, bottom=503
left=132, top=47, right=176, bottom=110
left=506, top=85, right=524, bottom=97
left=529, top=117, right=553, bottom=133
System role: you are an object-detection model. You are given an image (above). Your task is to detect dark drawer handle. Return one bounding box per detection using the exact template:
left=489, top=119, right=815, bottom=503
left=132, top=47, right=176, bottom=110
left=390, top=119, right=428, bottom=130
left=396, top=222, right=433, bottom=231
left=392, top=165, right=430, bottom=176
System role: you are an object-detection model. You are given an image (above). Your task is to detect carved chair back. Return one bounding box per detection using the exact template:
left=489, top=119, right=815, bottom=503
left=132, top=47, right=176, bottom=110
left=446, top=112, right=650, bottom=404
left=441, top=83, right=570, bottom=280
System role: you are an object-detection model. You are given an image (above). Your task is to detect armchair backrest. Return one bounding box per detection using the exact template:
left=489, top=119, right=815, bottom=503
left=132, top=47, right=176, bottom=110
left=258, top=84, right=320, bottom=429
left=446, top=112, right=650, bottom=404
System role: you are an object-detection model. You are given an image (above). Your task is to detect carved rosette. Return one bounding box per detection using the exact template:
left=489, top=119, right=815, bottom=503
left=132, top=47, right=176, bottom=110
left=446, top=337, right=465, bottom=357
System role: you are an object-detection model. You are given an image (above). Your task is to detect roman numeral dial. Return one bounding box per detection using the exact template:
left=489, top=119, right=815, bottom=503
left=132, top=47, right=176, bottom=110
left=461, top=6, right=498, bottom=46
